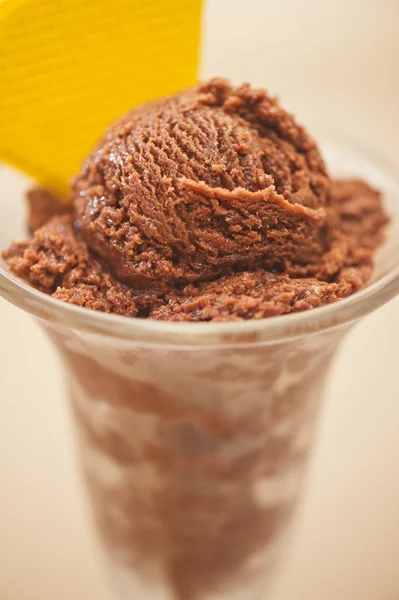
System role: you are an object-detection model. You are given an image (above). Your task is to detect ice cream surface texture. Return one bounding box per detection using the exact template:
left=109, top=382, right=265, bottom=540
left=3, top=79, right=388, bottom=321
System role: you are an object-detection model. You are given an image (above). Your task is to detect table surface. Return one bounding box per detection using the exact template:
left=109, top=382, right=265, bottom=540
left=1, top=1, right=399, bottom=599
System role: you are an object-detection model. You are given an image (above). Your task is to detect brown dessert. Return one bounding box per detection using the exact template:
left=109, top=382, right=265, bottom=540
left=2, top=81, right=388, bottom=321
left=1, top=79, right=390, bottom=600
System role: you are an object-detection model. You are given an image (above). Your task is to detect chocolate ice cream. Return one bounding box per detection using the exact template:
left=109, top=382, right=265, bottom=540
left=2, top=79, right=388, bottom=319
left=1, top=78, right=392, bottom=600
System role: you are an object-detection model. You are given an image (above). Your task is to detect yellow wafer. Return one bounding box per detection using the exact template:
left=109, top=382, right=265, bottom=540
left=0, top=0, right=203, bottom=196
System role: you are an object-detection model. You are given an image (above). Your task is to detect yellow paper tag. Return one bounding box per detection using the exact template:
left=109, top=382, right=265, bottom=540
left=0, top=0, right=202, bottom=195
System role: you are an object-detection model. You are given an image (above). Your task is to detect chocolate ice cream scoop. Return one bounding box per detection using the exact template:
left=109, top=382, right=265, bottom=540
left=2, top=79, right=389, bottom=322
left=72, top=79, right=330, bottom=289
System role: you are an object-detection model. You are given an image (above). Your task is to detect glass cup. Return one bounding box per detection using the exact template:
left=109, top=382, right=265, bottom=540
left=1, top=138, right=399, bottom=600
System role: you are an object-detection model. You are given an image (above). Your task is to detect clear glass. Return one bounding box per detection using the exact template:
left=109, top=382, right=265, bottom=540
left=1, top=138, right=399, bottom=600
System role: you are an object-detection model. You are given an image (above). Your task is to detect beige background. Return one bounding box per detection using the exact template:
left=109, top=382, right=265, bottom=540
left=1, top=0, right=399, bottom=598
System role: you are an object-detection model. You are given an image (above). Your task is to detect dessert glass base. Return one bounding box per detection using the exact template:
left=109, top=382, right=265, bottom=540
left=1, top=138, right=399, bottom=600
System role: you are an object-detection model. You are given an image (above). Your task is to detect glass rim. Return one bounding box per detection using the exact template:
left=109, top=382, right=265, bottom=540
left=1, top=135, right=399, bottom=346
